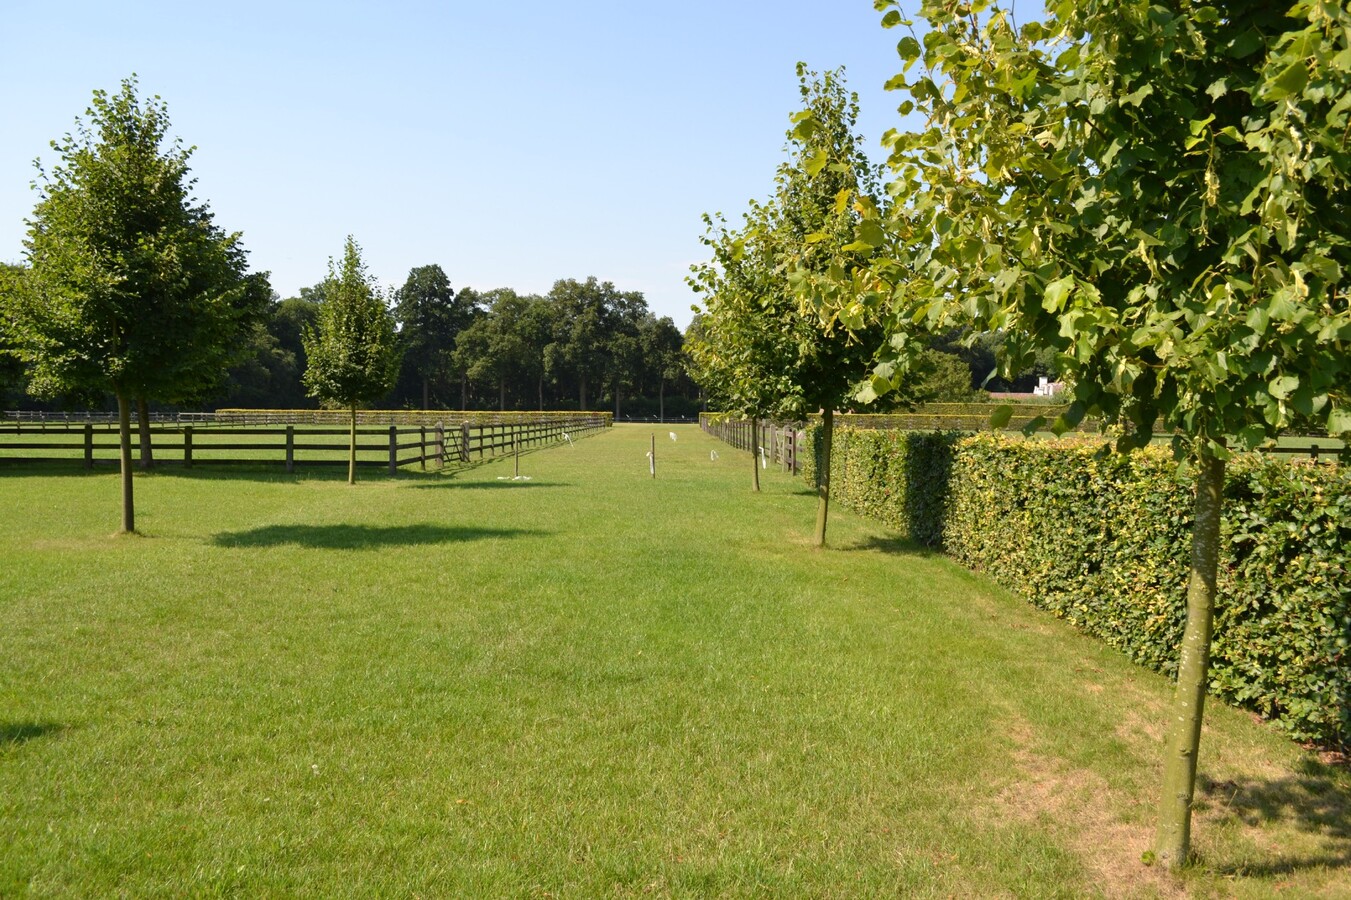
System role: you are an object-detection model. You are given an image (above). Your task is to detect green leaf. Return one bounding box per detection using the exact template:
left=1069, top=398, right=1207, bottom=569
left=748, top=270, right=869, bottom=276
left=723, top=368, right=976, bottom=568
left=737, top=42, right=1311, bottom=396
left=897, top=36, right=921, bottom=62
left=805, top=149, right=828, bottom=177
left=881, top=9, right=902, bottom=29
left=1329, top=407, right=1351, bottom=435
left=989, top=405, right=1014, bottom=429
left=1265, top=60, right=1309, bottom=100
left=1042, top=276, right=1074, bottom=312
left=1269, top=375, right=1299, bottom=400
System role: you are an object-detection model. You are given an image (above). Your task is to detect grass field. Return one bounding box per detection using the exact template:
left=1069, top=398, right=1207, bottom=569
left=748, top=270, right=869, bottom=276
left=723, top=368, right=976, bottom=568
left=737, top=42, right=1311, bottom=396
left=1, top=423, right=1347, bottom=897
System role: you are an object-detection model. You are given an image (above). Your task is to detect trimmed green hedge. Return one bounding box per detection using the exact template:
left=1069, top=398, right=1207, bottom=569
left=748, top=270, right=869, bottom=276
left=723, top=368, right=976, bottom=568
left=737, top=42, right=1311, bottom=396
left=808, top=426, right=1351, bottom=749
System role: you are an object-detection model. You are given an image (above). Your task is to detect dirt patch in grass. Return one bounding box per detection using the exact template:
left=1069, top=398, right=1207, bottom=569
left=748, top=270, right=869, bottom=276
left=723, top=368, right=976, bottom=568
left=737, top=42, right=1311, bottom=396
left=992, top=719, right=1184, bottom=899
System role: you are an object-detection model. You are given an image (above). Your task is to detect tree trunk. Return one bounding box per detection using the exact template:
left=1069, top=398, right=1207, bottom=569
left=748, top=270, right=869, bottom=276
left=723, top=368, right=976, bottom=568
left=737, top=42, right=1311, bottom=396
left=579, top=373, right=588, bottom=411
left=614, top=383, right=621, bottom=418
left=422, top=376, right=430, bottom=411
left=751, top=416, right=760, bottom=493
left=659, top=380, right=665, bottom=424
left=348, top=405, right=358, bottom=485
left=813, top=408, right=834, bottom=547
left=461, top=372, right=468, bottom=410
left=538, top=373, right=545, bottom=412
left=116, top=391, right=135, bottom=533
left=1153, top=449, right=1226, bottom=870
left=136, top=397, right=154, bottom=469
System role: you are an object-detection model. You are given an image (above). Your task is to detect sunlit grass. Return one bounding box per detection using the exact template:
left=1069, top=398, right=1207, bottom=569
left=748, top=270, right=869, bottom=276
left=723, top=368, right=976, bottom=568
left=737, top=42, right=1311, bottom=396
left=1, top=424, right=1346, bottom=897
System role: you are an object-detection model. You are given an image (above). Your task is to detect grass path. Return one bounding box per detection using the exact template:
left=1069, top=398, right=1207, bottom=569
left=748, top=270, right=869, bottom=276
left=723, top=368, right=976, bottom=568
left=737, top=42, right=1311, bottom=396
left=1, top=423, right=1347, bottom=897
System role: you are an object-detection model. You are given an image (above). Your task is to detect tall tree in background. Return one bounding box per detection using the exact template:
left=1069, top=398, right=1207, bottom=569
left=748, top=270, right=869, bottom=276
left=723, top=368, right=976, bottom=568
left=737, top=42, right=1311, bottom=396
left=640, top=314, right=686, bottom=422
left=9, top=77, right=265, bottom=532
left=393, top=264, right=472, bottom=409
left=865, top=0, right=1351, bottom=867
left=548, top=277, right=642, bottom=411
left=302, top=236, right=402, bottom=485
left=453, top=288, right=536, bottom=410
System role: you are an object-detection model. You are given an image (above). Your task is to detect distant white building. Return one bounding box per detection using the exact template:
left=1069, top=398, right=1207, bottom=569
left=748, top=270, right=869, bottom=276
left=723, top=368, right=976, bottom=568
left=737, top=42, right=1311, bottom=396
left=1033, top=376, right=1065, bottom=397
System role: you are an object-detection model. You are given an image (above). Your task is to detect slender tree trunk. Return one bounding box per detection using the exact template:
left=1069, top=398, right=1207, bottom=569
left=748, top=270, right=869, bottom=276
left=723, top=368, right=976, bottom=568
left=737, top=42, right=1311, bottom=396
left=422, top=376, right=430, bottom=411
left=614, top=383, right=621, bottom=418
left=1153, top=449, right=1226, bottom=870
left=750, top=416, right=761, bottom=493
left=579, top=373, right=588, bottom=411
left=116, top=391, right=135, bottom=533
left=461, top=372, right=467, bottom=410
left=659, top=380, right=665, bottom=424
left=538, top=373, right=545, bottom=411
left=348, top=405, right=358, bottom=485
left=813, top=408, right=834, bottom=547
left=136, top=397, right=154, bottom=470
left=499, top=376, right=506, bottom=412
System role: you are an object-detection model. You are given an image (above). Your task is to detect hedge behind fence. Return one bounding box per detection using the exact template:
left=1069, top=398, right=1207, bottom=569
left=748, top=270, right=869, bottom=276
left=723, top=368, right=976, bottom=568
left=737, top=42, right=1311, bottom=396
left=806, top=426, right=1350, bottom=749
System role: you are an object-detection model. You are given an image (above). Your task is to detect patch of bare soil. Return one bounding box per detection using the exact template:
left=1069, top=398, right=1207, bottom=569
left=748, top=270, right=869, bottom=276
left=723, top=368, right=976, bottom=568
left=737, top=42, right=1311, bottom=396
left=991, top=720, right=1185, bottom=899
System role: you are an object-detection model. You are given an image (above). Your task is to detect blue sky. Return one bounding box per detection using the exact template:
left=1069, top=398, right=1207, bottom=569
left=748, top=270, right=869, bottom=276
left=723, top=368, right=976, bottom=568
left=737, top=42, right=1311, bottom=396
left=1, top=1, right=915, bottom=329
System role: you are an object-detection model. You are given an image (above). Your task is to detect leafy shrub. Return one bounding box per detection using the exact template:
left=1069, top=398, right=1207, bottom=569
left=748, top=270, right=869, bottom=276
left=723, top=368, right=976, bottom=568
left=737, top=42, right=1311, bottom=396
left=806, top=426, right=1351, bottom=748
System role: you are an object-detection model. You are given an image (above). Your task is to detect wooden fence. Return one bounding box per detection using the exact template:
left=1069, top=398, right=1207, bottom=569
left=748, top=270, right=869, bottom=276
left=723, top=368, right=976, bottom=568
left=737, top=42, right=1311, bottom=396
left=0, top=414, right=610, bottom=472
left=699, top=411, right=1339, bottom=465
left=699, top=415, right=804, bottom=475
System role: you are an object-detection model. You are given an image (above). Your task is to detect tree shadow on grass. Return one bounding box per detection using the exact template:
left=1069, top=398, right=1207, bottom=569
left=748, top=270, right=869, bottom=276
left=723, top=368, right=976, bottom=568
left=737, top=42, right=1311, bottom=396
left=212, top=523, right=547, bottom=550
left=0, top=721, right=65, bottom=747
left=1197, top=761, right=1351, bottom=875
left=840, top=534, right=942, bottom=559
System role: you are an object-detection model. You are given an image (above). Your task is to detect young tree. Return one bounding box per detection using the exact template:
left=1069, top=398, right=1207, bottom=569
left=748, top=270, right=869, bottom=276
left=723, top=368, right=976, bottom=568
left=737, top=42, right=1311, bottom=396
left=302, top=236, right=402, bottom=485
left=868, top=0, right=1351, bottom=868
left=9, top=77, right=266, bottom=532
left=690, top=65, right=886, bottom=538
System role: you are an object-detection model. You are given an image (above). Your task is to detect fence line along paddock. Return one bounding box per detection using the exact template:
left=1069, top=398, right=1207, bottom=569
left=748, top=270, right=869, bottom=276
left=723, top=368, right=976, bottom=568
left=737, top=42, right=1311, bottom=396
left=699, top=411, right=1341, bottom=466
left=0, top=413, right=610, bottom=472
left=699, top=415, right=804, bottom=475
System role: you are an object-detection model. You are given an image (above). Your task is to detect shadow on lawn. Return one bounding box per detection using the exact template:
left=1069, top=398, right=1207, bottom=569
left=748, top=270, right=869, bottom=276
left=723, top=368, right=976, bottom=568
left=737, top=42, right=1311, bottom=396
left=0, top=721, right=65, bottom=747
left=1198, top=761, right=1351, bottom=875
left=212, top=523, right=546, bottom=549
left=840, top=534, right=941, bottom=559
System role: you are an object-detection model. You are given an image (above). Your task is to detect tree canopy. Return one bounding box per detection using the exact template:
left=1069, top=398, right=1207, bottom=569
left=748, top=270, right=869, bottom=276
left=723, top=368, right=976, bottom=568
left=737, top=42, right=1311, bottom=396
left=8, top=76, right=266, bottom=530
left=847, top=0, right=1351, bottom=868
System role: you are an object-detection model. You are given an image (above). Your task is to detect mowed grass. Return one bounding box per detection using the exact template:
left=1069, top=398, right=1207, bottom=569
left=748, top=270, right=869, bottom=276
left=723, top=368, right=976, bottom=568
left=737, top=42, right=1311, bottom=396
left=1, top=424, right=1347, bottom=898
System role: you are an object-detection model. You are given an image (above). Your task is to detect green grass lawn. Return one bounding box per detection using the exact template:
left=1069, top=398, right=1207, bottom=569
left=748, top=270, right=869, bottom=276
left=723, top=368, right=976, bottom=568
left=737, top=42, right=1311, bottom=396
left=1, top=424, right=1347, bottom=897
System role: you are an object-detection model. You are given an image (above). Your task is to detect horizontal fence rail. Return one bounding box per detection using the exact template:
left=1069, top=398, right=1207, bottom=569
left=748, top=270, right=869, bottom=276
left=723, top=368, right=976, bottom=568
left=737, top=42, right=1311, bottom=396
left=0, top=412, right=610, bottom=472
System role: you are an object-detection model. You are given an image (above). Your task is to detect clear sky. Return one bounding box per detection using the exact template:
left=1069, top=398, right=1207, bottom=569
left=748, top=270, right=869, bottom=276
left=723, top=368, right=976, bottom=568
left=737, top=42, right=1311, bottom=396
left=1, top=1, right=914, bottom=330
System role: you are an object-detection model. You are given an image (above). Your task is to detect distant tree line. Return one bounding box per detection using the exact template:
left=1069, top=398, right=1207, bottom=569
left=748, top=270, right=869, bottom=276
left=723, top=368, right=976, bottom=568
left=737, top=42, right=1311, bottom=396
left=214, top=272, right=697, bottom=417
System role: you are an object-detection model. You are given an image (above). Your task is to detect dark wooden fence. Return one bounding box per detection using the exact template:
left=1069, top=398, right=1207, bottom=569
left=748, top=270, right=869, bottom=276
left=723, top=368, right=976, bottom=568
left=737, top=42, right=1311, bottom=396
left=0, top=414, right=609, bottom=472
left=699, top=415, right=804, bottom=475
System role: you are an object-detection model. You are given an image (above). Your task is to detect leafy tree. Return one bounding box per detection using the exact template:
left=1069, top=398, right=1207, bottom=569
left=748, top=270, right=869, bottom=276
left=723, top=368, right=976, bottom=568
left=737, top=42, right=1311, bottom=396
left=9, top=77, right=265, bottom=532
left=302, top=236, right=402, bottom=485
left=691, top=65, right=886, bottom=535
left=453, top=288, right=538, bottom=410
left=863, top=0, right=1351, bottom=868
left=393, top=264, right=474, bottom=409
left=547, top=277, right=641, bottom=411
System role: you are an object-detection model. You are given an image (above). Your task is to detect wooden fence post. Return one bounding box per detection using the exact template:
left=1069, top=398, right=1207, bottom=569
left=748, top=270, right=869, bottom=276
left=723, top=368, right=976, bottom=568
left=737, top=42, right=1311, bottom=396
left=286, top=425, right=295, bottom=474
left=184, top=425, right=193, bottom=469
left=84, top=423, right=93, bottom=469
left=461, top=421, right=470, bottom=463
left=435, top=422, right=444, bottom=467
left=420, top=425, right=427, bottom=471
left=388, top=425, right=398, bottom=475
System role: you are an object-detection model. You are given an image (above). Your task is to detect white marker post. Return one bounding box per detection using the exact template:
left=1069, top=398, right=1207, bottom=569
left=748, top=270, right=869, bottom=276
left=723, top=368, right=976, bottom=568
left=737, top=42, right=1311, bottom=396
left=650, top=433, right=656, bottom=478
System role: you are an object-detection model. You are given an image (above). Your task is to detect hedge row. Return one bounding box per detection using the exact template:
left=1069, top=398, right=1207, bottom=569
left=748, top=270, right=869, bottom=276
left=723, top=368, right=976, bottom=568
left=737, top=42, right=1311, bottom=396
left=806, top=426, right=1350, bottom=749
